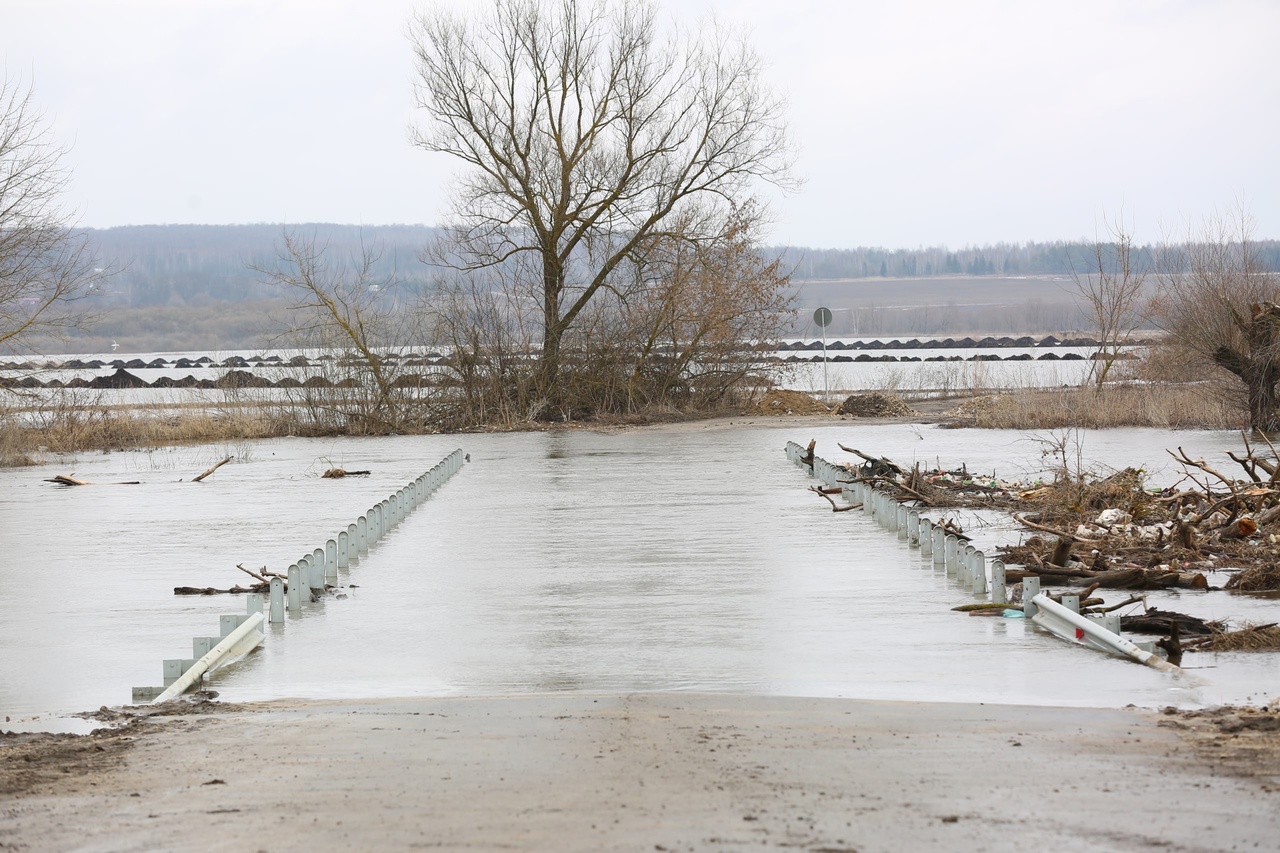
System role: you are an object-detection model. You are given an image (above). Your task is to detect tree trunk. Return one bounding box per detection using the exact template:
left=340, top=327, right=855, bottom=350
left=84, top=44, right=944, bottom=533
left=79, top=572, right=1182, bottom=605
left=1246, top=366, right=1280, bottom=433
left=537, top=254, right=565, bottom=412
left=1244, top=303, right=1280, bottom=433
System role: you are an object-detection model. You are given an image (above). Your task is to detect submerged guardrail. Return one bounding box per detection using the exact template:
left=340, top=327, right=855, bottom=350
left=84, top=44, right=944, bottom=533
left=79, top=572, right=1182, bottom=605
left=784, top=441, right=1182, bottom=672
left=133, top=449, right=468, bottom=703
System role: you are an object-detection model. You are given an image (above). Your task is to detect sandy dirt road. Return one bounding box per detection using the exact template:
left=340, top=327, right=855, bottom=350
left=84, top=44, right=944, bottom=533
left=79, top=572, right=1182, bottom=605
left=2, top=693, right=1277, bottom=853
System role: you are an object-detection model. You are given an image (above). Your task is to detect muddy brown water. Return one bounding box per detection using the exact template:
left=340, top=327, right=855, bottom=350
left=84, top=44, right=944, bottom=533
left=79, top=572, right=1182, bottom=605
left=2, top=422, right=1276, bottom=731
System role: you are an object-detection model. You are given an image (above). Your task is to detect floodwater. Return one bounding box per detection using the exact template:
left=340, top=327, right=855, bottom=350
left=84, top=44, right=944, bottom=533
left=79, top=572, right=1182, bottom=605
left=2, top=422, right=1277, bottom=732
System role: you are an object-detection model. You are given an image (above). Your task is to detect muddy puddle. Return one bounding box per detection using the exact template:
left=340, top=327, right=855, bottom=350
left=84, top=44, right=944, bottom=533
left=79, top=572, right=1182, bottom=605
left=2, top=422, right=1276, bottom=730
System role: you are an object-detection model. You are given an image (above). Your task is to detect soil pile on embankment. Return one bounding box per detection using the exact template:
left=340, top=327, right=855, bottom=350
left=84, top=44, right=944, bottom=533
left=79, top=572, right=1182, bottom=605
left=748, top=390, right=831, bottom=416
left=836, top=392, right=917, bottom=417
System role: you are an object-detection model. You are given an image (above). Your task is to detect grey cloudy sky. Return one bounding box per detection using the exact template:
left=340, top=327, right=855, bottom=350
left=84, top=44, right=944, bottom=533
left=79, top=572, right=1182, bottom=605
left=6, top=0, right=1278, bottom=248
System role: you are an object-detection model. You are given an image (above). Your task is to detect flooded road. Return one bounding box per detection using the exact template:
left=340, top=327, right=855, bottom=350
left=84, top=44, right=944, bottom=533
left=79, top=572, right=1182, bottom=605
left=2, top=421, right=1276, bottom=728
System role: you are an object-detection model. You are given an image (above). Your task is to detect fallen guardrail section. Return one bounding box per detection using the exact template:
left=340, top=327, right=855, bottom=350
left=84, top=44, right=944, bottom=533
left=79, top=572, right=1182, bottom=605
left=133, top=448, right=467, bottom=703
left=784, top=441, right=1183, bottom=673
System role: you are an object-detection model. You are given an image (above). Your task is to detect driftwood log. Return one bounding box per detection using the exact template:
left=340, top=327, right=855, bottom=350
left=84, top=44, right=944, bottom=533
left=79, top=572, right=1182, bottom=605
left=45, top=474, right=141, bottom=486
left=1120, top=608, right=1221, bottom=636
left=174, top=584, right=269, bottom=596
left=192, top=456, right=233, bottom=483
left=1005, top=566, right=1206, bottom=590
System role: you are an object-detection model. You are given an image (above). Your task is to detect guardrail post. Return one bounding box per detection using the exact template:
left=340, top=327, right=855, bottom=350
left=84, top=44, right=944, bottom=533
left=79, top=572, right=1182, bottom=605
left=932, top=527, right=945, bottom=566
left=1024, top=577, right=1041, bottom=618
left=962, top=544, right=976, bottom=585
left=970, top=549, right=987, bottom=594
left=337, top=531, right=350, bottom=569
left=1061, top=594, right=1080, bottom=614
left=920, top=518, right=933, bottom=556
left=269, top=577, right=284, bottom=623
left=357, top=516, right=368, bottom=554
left=991, top=560, right=1007, bottom=604
left=907, top=510, right=920, bottom=546
left=309, top=548, right=325, bottom=591
left=220, top=614, right=247, bottom=637
left=347, top=523, right=359, bottom=562
left=287, top=564, right=302, bottom=609
left=897, top=505, right=908, bottom=540
left=324, top=540, right=338, bottom=584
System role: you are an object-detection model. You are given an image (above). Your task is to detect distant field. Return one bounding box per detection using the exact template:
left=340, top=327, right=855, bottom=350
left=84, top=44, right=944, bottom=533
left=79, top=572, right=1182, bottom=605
left=791, top=274, right=1078, bottom=308
left=784, top=274, right=1157, bottom=337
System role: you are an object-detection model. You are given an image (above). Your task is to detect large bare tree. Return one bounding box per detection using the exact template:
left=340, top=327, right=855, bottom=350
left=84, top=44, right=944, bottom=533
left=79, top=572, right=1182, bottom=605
left=1150, top=210, right=1280, bottom=431
left=409, top=0, right=793, bottom=413
left=0, top=75, right=98, bottom=354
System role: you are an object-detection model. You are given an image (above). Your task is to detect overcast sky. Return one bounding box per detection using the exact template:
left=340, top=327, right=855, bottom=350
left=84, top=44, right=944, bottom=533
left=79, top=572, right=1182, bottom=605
left=6, top=0, right=1278, bottom=248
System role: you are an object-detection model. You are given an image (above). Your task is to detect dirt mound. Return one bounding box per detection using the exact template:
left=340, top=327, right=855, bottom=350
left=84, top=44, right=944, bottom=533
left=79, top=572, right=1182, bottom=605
left=748, top=390, right=831, bottom=416
left=944, top=395, right=1001, bottom=418
left=836, top=392, right=917, bottom=417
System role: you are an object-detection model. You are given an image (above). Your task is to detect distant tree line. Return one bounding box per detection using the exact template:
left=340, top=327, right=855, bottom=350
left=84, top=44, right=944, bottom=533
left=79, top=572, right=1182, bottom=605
left=778, top=239, right=1280, bottom=280
left=87, top=224, right=438, bottom=307
left=82, top=225, right=1280, bottom=311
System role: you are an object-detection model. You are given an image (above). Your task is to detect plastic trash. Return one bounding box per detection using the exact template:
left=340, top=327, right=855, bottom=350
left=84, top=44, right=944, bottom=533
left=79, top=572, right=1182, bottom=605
left=1003, top=609, right=1025, bottom=619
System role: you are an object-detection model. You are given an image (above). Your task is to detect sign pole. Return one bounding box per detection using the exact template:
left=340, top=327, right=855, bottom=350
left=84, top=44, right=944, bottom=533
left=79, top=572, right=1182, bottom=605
left=813, top=306, right=832, bottom=406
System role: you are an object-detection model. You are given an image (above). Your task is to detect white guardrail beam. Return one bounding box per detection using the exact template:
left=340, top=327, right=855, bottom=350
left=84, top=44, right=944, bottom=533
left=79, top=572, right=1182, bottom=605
left=1030, top=593, right=1182, bottom=674
left=153, top=612, right=265, bottom=703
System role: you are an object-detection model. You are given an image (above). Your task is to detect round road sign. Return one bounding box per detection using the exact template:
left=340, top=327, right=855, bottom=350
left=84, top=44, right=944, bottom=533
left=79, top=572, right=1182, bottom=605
left=813, top=307, right=833, bottom=328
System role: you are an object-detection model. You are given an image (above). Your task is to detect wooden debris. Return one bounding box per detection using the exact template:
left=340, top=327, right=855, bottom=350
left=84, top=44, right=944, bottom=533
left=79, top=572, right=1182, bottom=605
left=809, top=486, right=861, bottom=512
left=1120, top=608, right=1223, bottom=636
left=235, top=563, right=270, bottom=585
left=44, top=474, right=141, bottom=486
left=322, top=468, right=372, bottom=478
left=45, top=474, right=90, bottom=486
left=1225, top=564, right=1280, bottom=592
left=192, top=456, right=233, bottom=483
left=174, top=584, right=268, bottom=596
left=1184, top=623, right=1280, bottom=652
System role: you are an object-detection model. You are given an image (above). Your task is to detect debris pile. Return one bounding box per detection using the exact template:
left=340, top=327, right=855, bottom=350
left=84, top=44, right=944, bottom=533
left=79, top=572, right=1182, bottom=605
left=802, top=435, right=1280, bottom=656
left=836, top=393, right=917, bottom=417
left=747, top=390, right=830, bottom=416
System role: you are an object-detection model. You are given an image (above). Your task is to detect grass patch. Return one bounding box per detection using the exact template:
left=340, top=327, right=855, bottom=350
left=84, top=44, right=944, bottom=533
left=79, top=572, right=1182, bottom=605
left=947, top=383, right=1242, bottom=430
left=0, top=404, right=296, bottom=467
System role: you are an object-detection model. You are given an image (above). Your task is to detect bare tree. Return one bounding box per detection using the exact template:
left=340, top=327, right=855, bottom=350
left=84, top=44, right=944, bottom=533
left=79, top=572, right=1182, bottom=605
left=1149, top=209, right=1280, bottom=431
left=0, top=75, right=99, bottom=354
left=618, top=202, right=792, bottom=409
left=409, top=0, right=793, bottom=415
left=256, top=230, right=434, bottom=433
left=1070, top=218, right=1148, bottom=390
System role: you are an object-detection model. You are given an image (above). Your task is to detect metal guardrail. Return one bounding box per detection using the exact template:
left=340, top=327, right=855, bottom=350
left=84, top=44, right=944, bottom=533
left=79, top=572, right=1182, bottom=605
left=133, top=449, right=468, bottom=703
left=784, top=441, right=1184, bottom=673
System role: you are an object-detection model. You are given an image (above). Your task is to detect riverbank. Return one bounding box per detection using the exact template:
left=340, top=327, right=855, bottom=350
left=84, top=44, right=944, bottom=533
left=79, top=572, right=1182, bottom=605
left=2, top=693, right=1277, bottom=852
